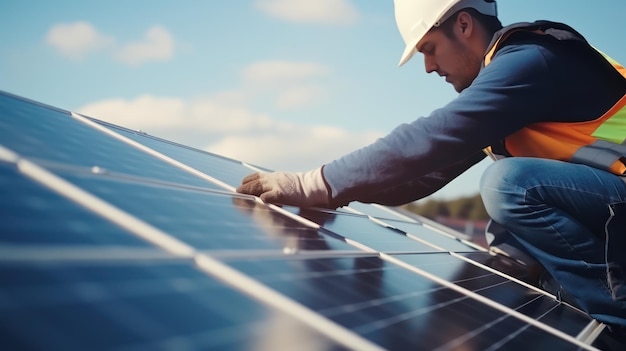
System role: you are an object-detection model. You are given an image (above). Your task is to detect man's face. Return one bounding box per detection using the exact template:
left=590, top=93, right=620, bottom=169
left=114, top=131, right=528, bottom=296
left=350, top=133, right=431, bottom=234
left=416, top=27, right=482, bottom=93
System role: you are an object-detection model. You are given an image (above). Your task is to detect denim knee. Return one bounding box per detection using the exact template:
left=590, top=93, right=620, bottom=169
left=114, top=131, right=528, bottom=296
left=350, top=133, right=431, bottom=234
left=479, top=159, right=527, bottom=224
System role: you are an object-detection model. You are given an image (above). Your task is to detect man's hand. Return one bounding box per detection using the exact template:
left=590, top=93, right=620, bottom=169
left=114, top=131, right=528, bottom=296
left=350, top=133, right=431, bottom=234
left=236, top=167, right=329, bottom=208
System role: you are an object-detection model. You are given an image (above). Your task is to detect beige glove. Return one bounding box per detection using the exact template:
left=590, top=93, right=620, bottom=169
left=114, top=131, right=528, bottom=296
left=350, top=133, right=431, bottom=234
left=236, top=167, right=329, bottom=208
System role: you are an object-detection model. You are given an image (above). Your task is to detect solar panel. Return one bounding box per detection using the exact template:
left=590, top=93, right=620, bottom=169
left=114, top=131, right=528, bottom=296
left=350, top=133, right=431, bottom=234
left=0, top=93, right=218, bottom=190
left=0, top=90, right=618, bottom=350
left=0, top=259, right=349, bottom=350
left=224, top=254, right=588, bottom=350
left=0, top=162, right=148, bottom=248
left=85, top=118, right=262, bottom=188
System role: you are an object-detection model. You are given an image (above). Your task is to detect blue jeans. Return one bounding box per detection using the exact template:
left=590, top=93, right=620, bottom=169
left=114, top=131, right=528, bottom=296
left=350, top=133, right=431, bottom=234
left=479, top=157, right=626, bottom=327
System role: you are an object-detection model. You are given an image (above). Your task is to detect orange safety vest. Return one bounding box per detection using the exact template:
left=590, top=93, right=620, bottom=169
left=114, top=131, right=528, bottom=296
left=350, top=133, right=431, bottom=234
left=483, top=23, right=626, bottom=175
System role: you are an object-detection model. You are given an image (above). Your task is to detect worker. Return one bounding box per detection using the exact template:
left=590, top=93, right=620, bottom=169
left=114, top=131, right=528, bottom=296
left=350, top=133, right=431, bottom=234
left=237, top=0, right=626, bottom=334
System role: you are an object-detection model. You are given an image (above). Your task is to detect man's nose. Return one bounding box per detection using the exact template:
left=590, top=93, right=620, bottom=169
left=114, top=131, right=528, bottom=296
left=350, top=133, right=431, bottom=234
left=424, top=56, right=438, bottom=74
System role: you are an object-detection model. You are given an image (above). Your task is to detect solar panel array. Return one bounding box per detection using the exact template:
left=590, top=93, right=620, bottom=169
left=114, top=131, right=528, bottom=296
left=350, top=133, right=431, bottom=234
left=0, top=90, right=616, bottom=350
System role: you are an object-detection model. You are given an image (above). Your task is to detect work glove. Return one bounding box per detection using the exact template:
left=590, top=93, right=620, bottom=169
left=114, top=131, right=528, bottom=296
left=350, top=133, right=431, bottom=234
left=236, top=167, right=330, bottom=208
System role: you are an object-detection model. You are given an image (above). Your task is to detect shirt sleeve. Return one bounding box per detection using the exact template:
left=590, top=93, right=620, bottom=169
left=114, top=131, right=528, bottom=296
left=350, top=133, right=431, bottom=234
left=334, top=149, right=486, bottom=207
left=323, top=39, right=560, bottom=206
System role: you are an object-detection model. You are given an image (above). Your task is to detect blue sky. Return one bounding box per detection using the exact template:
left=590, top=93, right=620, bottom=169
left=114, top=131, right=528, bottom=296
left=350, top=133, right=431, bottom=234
left=2, top=0, right=625, bottom=200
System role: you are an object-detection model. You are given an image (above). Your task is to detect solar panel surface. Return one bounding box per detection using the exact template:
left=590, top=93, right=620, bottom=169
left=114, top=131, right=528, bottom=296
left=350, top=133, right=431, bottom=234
left=0, top=90, right=620, bottom=350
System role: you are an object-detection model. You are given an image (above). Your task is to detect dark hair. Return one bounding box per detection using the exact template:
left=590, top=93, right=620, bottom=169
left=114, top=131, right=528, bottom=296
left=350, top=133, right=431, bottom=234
left=438, top=8, right=503, bottom=40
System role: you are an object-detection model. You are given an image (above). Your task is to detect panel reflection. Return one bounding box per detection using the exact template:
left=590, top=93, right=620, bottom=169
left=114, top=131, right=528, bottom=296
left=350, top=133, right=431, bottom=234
left=56, top=170, right=356, bottom=253
left=285, top=208, right=442, bottom=253
left=225, top=255, right=582, bottom=350
left=0, top=93, right=213, bottom=189
left=0, top=259, right=347, bottom=351
left=0, top=163, right=149, bottom=247
left=394, top=252, right=592, bottom=336
left=91, top=121, right=257, bottom=187
left=379, top=218, right=479, bottom=253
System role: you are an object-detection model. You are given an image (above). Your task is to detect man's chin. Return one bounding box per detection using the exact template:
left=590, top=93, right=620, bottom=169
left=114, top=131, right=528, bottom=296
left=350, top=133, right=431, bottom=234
left=452, top=81, right=471, bottom=93
left=445, top=78, right=461, bottom=92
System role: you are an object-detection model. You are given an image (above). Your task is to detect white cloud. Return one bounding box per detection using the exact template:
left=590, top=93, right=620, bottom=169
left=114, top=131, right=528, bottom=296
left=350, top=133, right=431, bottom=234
left=243, top=61, right=330, bottom=84
left=275, top=85, right=325, bottom=109
left=206, top=125, right=380, bottom=171
left=255, top=0, right=360, bottom=25
left=242, top=61, right=330, bottom=109
left=77, top=58, right=334, bottom=131
left=45, top=21, right=114, bottom=60
left=74, top=56, right=372, bottom=171
left=76, top=93, right=381, bottom=172
left=45, top=22, right=176, bottom=65
left=77, top=95, right=185, bottom=129
left=77, top=94, right=272, bottom=133
left=114, top=26, right=175, bottom=65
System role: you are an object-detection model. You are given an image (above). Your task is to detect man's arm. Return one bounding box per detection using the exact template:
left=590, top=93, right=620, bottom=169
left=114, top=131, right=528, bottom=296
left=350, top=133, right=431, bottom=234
left=336, top=150, right=486, bottom=207
left=238, top=37, right=574, bottom=208
left=324, top=41, right=559, bottom=206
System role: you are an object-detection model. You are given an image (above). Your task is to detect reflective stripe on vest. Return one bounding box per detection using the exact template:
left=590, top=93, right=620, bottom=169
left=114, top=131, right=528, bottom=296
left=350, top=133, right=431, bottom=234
left=482, top=25, right=626, bottom=175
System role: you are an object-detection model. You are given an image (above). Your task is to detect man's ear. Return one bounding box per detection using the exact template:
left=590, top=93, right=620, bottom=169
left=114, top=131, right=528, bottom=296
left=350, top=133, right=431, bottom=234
left=456, top=11, right=473, bottom=38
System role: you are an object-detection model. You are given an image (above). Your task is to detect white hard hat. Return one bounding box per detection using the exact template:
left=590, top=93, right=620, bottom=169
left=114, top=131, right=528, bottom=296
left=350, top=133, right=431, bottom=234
left=394, top=0, right=498, bottom=67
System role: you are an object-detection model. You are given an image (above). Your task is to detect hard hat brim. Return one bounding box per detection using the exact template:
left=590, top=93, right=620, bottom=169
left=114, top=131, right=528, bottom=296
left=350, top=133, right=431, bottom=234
left=398, top=43, right=418, bottom=67
left=396, top=0, right=497, bottom=67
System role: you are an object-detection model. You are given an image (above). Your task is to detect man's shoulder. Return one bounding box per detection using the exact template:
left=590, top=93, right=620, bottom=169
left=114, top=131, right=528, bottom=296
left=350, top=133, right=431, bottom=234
left=489, top=20, right=592, bottom=68
left=495, top=21, right=588, bottom=47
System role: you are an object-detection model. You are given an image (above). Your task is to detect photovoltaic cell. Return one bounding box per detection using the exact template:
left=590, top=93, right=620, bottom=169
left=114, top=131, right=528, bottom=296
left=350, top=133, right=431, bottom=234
left=54, top=170, right=356, bottom=253
left=88, top=119, right=262, bottom=187
left=285, top=207, right=445, bottom=253
left=346, top=201, right=420, bottom=222
left=0, top=93, right=218, bottom=189
left=392, top=252, right=591, bottom=336
left=0, top=162, right=149, bottom=248
left=378, top=218, right=480, bottom=252
left=224, top=255, right=586, bottom=350
left=0, top=259, right=347, bottom=351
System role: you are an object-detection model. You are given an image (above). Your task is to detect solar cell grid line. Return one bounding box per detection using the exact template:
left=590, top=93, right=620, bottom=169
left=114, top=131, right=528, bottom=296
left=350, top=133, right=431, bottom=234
left=72, top=112, right=236, bottom=191
left=451, top=252, right=567, bottom=301
left=277, top=204, right=474, bottom=253
left=366, top=215, right=482, bottom=253
left=448, top=251, right=605, bottom=340
left=54, top=171, right=357, bottom=253
left=333, top=202, right=484, bottom=253
left=224, top=255, right=598, bottom=350
left=0, top=259, right=352, bottom=351
left=379, top=253, right=599, bottom=350
left=0, top=159, right=152, bottom=248
left=282, top=206, right=448, bottom=253
left=389, top=252, right=593, bottom=336
left=346, top=201, right=479, bottom=249
left=383, top=204, right=485, bottom=243
left=0, top=246, right=179, bottom=262
left=0, top=93, right=216, bottom=190
left=86, top=117, right=264, bottom=188
left=346, top=201, right=424, bottom=223
left=7, top=143, right=384, bottom=351
left=11, top=151, right=196, bottom=257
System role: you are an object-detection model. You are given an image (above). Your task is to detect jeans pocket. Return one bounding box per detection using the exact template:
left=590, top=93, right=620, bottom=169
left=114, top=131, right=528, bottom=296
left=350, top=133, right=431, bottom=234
left=606, top=202, right=626, bottom=301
